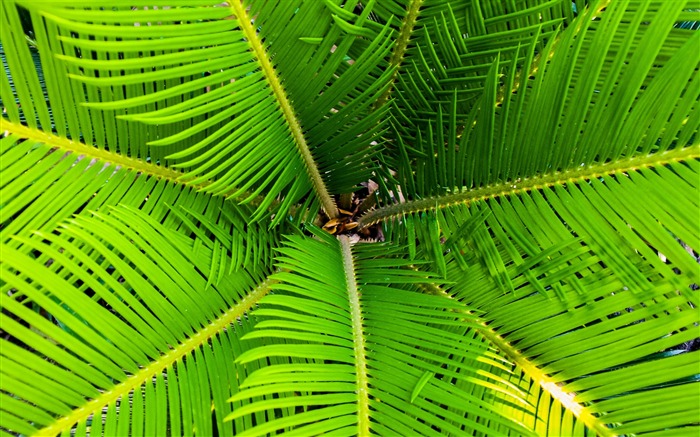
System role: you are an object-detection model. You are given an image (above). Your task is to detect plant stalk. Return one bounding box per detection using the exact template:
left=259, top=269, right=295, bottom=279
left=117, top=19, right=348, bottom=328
left=229, top=0, right=339, bottom=218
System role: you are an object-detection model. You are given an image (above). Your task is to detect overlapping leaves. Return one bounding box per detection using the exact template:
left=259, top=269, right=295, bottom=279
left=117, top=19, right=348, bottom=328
left=229, top=230, right=535, bottom=436
left=357, top=0, right=700, bottom=434
left=0, top=0, right=698, bottom=436
left=7, top=0, right=395, bottom=221
left=0, top=206, right=279, bottom=436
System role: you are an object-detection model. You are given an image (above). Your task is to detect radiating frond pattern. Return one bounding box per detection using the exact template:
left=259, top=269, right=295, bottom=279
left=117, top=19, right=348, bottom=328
left=1, top=0, right=698, bottom=436
left=6, top=0, right=395, bottom=220
left=360, top=0, right=700, bottom=434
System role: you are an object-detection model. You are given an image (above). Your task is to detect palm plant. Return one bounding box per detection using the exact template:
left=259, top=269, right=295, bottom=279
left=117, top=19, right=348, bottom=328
left=1, top=0, right=698, bottom=435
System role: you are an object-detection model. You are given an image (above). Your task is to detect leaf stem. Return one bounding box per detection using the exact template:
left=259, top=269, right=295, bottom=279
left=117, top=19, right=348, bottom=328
left=420, top=282, right=614, bottom=437
left=373, top=0, right=423, bottom=110
left=3, top=118, right=274, bottom=210
left=358, top=145, right=700, bottom=228
left=32, top=277, right=275, bottom=437
left=1, top=120, right=187, bottom=184
left=338, top=235, right=370, bottom=435
left=475, top=325, right=614, bottom=437
left=229, top=1, right=339, bottom=218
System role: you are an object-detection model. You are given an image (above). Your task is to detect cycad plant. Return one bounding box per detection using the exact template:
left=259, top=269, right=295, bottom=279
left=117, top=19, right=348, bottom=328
left=1, top=0, right=699, bottom=436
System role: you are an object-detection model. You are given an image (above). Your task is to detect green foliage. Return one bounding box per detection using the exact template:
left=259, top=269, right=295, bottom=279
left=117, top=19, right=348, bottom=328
left=1, top=1, right=698, bottom=436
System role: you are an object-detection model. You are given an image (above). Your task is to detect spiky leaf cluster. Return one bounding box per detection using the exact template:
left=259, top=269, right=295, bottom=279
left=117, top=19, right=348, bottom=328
left=1, top=1, right=698, bottom=436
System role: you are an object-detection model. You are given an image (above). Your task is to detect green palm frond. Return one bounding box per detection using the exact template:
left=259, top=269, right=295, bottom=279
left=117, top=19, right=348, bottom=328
left=446, top=218, right=699, bottom=435
left=1, top=206, right=280, bottom=436
left=363, top=0, right=573, bottom=113
left=6, top=0, right=394, bottom=220
left=0, top=126, right=279, bottom=278
left=363, top=0, right=698, bottom=282
left=229, top=229, right=534, bottom=436
left=354, top=0, right=699, bottom=433
left=371, top=0, right=698, bottom=204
